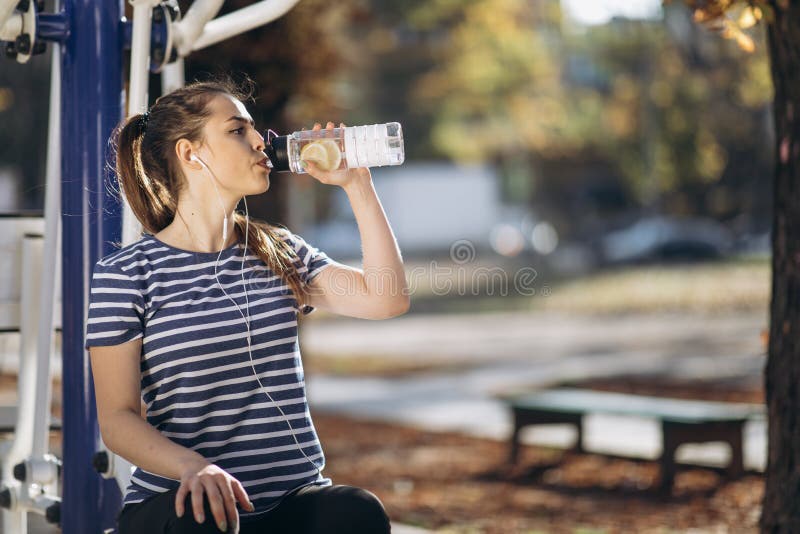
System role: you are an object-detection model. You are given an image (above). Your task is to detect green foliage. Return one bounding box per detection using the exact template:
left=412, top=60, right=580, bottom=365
left=573, top=8, right=772, bottom=208
left=409, top=0, right=588, bottom=161
left=358, top=0, right=772, bottom=214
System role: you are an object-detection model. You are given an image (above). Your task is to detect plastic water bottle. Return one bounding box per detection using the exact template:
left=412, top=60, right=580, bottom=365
left=264, top=122, right=405, bottom=174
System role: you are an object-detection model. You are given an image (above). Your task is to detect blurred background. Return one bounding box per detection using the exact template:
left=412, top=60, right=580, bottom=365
left=2, top=0, right=769, bottom=532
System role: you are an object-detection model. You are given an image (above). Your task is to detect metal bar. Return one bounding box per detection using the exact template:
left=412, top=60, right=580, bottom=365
left=171, top=0, right=224, bottom=57
left=2, top=236, right=40, bottom=534
left=161, top=57, right=185, bottom=94
left=121, top=0, right=161, bottom=247
left=127, top=0, right=159, bottom=115
left=0, top=10, right=20, bottom=40
left=192, top=0, right=301, bottom=52
left=0, top=0, right=16, bottom=33
left=34, top=28, right=61, bottom=460
left=36, top=12, right=69, bottom=43
left=61, top=0, right=125, bottom=531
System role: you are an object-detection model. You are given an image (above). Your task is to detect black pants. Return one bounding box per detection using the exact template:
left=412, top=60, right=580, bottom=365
left=116, top=483, right=392, bottom=534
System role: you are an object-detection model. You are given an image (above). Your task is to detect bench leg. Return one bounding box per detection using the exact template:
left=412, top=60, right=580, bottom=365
left=509, top=417, right=522, bottom=465
left=507, top=409, right=584, bottom=464
left=724, top=422, right=745, bottom=479
left=573, top=419, right=584, bottom=453
left=660, top=420, right=747, bottom=493
left=660, top=421, right=680, bottom=495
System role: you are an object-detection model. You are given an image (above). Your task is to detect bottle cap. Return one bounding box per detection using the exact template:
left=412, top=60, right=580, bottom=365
left=265, top=134, right=290, bottom=172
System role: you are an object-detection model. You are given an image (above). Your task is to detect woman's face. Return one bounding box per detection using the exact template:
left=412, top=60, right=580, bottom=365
left=193, top=93, right=271, bottom=197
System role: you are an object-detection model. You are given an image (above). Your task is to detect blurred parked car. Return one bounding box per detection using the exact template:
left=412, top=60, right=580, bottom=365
left=735, top=231, right=770, bottom=258
left=600, top=216, right=734, bottom=264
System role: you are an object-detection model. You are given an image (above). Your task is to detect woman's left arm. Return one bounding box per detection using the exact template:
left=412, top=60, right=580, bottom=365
left=302, top=121, right=410, bottom=320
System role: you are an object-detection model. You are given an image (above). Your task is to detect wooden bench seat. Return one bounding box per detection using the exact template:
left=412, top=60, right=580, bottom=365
left=501, top=388, right=765, bottom=493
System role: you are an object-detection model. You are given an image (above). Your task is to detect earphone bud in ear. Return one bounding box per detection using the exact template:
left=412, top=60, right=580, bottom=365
left=190, top=154, right=199, bottom=163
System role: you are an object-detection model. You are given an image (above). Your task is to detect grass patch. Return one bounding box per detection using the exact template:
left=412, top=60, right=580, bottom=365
left=303, top=352, right=474, bottom=378
left=402, top=257, right=770, bottom=316
left=538, top=258, right=769, bottom=315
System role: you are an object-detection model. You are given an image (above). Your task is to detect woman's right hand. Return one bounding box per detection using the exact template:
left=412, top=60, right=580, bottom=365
left=175, top=458, right=255, bottom=532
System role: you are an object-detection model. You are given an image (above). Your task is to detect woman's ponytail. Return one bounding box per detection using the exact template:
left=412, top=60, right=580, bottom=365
left=234, top=214, right=308, bottom=310
left=111, top=113, right=176, bottom=235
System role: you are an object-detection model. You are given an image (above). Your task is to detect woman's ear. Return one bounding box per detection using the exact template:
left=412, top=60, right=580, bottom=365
left=175, top=138, right=201, bottom=168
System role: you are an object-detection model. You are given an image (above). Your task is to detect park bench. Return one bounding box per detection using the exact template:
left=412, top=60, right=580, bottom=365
left=501, top=387, right=765, bottom=493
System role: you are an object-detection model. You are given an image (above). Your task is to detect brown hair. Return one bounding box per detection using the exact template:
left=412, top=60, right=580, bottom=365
left=110, top=77, right=308, bottom=308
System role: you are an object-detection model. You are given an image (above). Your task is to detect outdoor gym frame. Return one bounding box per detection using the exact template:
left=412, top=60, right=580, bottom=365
left=0, top=1, right=300, bottom=532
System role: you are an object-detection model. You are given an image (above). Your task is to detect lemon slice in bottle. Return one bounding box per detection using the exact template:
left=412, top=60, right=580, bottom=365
left=300, top=139, right=342, bottom=172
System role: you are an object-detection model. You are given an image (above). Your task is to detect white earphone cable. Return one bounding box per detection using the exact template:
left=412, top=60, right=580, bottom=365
left=194, top=155, right=323, bottom=480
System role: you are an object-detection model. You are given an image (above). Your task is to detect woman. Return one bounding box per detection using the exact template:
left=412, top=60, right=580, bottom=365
left=85, top=78, right=409, bottom=534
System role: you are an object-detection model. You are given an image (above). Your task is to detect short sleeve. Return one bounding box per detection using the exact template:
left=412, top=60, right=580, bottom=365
left=84, top=260, right=145, bottom=349
left=280, top=229, right=335, bottom=315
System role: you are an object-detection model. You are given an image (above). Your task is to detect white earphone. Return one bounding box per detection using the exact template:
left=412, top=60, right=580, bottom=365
left=190, top=153, right=323, bottom=480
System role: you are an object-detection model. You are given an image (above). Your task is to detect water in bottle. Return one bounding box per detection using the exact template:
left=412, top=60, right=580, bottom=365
left=265, top=122, right=404, bottom=174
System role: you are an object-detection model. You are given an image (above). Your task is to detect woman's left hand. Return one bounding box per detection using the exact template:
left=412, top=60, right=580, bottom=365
left=302, top=122, right=371, bottom=188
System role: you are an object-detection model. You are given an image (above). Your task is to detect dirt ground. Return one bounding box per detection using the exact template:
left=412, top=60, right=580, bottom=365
left=39, top=374, right=763, bottom=533
left=313, top=376, right=765, bottom=534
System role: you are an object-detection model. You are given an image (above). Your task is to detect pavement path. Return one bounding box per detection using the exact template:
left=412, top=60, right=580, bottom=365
left=303, top=311, right=767, bottom=472
left=301, top=310, right=767, bottom=369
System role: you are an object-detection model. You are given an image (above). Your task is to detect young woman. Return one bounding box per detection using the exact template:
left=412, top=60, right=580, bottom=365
left=85, top=78, right=409, bottom=534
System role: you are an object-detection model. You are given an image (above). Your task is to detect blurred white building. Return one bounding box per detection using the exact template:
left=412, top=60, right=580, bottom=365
left=304, top=162, right=523, bottom=260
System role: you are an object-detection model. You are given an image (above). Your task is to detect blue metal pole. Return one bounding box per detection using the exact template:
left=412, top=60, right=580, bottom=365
left=61, top=0, right=125, bottom=531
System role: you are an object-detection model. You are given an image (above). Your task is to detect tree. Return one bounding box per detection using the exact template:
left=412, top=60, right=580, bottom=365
left=678, top=1, right=800, bottom=530
left=577, top=8, right=772, bottom=216
left=360, top=0, right=772, bottom=235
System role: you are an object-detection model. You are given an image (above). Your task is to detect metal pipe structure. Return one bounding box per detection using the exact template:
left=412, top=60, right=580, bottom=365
left=121, top=0, right=161, bottom=247
left=171, top=0, right=224, bottom=57
left=128, top=0, right=160, bottom=111
left=0, top=11, right=20, bottom=40
left=4, top=237, right=42, bottom=534
left=0, top=0, right=16, bottom=31
left=0, top=28, right=63, bottom=534
left=161, top=57, right=186, bottom=94
left=61, top=0, right=125, bottom=531
left=34, top=32, right=61, bottom=465
left=192, top=0, right=301, bottom=51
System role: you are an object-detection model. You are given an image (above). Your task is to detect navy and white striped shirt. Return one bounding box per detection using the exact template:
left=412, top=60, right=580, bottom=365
left=84, top=228, right=334, bottom=520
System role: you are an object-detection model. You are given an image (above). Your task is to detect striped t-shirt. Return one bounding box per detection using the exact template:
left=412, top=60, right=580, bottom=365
left=84, top=228, right=334, bottom=521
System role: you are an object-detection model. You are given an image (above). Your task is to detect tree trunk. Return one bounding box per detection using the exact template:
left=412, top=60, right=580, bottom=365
left=761, top=2, right=800, bottom=532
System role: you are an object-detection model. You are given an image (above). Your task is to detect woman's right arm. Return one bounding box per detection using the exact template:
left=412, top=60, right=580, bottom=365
left=89, top=337, right=254, bottom=531
left=89, top=338, right=205, bottom=478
